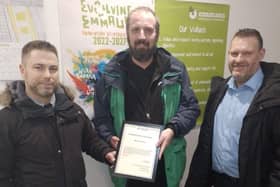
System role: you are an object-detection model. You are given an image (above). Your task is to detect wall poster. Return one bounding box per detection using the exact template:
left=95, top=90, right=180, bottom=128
left=156, top=1, right=230, bottom=124
left=0, top=0, right=45, bottom=81
left=58, top=0, right=154, bottom=117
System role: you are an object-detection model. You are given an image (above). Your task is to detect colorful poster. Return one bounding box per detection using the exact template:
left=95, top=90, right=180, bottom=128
left=0, top=0, right=45, bottom=80
left=58, top=0, right=154, bottom=117
left=156, top=1, right=230, bottom=124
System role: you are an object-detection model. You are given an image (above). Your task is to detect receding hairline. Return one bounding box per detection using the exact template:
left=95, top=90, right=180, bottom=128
left=126, top=6, right=160, bottom=36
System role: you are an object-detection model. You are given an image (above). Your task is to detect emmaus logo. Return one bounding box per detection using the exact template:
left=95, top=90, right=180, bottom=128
left=188, top=6, right=226, bottom=22
left=189, top=7, right=198, bottom=20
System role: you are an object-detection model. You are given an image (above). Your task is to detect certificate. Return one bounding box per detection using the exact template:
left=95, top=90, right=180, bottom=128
left=113, top=121, right=162, bottom=182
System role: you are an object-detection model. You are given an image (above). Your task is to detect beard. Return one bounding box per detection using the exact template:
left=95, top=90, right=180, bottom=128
left=30, top=82, right=57, bottom=98
left=129, top=39, right=157, bottom=62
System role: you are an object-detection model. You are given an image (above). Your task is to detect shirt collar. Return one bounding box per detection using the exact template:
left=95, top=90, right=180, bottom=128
left=30, top=94, right=56, bottom=107
left=228, top=68, right=264, bottom=91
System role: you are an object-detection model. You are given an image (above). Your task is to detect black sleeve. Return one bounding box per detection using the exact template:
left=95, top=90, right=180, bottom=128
left=0, top=108, right=16, bottom=187
left=185, top=78, right=222, bottom=187
left=269, top=107, right=280, bottom=187
left=79, top=107, right=114, bottom=163
left=168, top=63, right=200, bottom=136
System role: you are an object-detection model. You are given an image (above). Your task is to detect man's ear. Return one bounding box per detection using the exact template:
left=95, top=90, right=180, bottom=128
left=259, top=48, right=266, bottom=60
left=19, top=63, right=25, bottom=78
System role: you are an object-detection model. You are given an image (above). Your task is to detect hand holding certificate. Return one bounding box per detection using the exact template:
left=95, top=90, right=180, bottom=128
left=113, top=121, right=162, bottom=182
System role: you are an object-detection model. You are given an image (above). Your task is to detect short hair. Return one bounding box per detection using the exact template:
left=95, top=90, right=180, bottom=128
left=126, top=6, right=160, bottom=37
left=21, top=40, right=58, bottom=61
left=233, top=28, right=263, bottom=49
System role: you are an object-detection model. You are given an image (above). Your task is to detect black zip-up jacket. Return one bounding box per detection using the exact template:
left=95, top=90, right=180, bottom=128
left=0, top=81, right=113, bottom=187
left=186, top=62, right=280, bottom=187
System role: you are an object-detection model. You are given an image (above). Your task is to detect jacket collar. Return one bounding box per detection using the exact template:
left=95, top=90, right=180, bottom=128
left=0, top=81, right=74, bottom=119
left=212, top=61, right=280, bottom=114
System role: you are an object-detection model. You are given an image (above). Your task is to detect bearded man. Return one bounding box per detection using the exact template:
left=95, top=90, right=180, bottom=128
left=93, top=6, right=200, bottom=187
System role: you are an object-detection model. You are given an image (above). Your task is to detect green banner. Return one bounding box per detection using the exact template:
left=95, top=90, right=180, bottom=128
left=156, top=1, right=230, bottom=125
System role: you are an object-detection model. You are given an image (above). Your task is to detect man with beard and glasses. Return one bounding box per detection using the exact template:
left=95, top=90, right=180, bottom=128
left=0, top=40, right=116, bottom=187
left=93, top=6, right=200, bottom=187
left=186, top=28, right=280, bottom=187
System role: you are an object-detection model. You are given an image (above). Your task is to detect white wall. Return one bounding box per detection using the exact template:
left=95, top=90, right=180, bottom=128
left=1, top=0, right=279, bottom=186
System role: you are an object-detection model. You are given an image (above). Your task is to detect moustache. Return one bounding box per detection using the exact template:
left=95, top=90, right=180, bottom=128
left=135, top=40, right=149, bottom=46
left=232, top=63, right=247, bottom=68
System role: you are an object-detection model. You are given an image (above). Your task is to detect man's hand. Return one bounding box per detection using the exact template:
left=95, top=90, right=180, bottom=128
left=105, top=151, right=116, bottom=165
left=110, top=136, right=120, bottom=149
left=157, top=128, right=174, bottom=160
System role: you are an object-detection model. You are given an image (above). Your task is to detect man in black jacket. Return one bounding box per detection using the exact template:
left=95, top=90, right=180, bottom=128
left=186, top=28, right=280, bottom=187
left=0, top=40, right=116, bottom=187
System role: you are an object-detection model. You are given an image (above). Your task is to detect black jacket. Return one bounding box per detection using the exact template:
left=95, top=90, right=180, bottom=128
left=0, top=81, right=113, bottom=187
left=186, top=62, right=280, bottom=187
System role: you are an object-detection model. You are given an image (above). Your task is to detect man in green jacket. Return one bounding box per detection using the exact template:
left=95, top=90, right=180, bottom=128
left=94, top=6, right=200, bottom=187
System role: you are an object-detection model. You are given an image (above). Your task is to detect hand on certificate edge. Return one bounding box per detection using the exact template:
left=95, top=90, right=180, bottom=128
left=110, top=136, right=120, bottom=149
left=157, top=128, right=174, bottom=160
left=105, top=150, right=116, bottom=165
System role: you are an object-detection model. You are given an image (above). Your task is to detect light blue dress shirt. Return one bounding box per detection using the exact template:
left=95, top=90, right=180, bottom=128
left=212, top=68, right=264, bottom=178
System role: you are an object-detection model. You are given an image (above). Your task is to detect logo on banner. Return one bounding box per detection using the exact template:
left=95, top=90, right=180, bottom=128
left=189, top=7, right=198, bottom=20
left=188, top=5, right=226, bottom=22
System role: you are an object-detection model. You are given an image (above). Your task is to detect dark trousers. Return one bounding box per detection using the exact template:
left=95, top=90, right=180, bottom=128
left=212, top=171, right=240, bottom=187
left=126, top=158, right=167, bottom=187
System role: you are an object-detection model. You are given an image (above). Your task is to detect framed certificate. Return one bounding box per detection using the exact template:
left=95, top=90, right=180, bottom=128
left=113, top=121, right=163, bottom=182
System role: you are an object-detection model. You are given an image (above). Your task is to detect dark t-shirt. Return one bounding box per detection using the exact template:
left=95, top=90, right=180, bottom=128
left=124, top=59, right=163, bottom=124
left=124, top=59, right=167, bottom=187
left=126, top=59, right=155, bottom=99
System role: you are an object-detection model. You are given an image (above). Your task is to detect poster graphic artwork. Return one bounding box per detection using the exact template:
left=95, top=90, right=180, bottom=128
left=0, top=0, right=45, bottom=80
left=58, top=0, right=154, bottom=117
